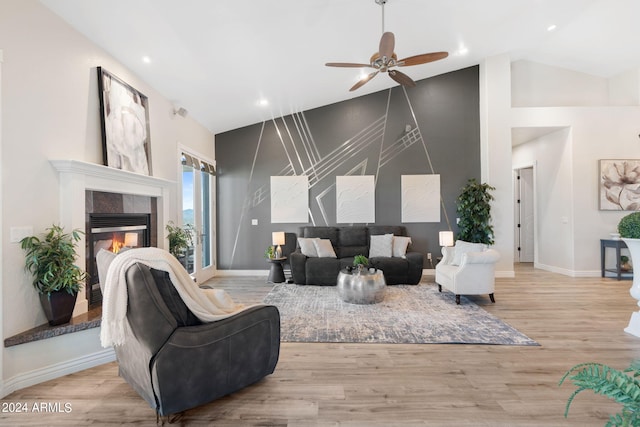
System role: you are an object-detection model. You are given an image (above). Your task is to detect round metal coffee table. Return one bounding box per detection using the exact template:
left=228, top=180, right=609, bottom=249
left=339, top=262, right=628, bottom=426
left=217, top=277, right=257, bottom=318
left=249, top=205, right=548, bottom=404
left=337, top=268, right=386, bottom=304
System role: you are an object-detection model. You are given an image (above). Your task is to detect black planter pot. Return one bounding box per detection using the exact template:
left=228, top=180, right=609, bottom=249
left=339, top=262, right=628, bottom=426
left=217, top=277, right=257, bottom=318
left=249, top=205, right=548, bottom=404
left=39, top=291, right=78, bottom=326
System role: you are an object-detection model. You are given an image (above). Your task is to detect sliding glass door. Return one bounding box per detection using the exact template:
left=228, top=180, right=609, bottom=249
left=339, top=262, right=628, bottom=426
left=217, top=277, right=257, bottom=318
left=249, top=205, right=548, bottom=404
left=181, top=152, right=216, bottom=283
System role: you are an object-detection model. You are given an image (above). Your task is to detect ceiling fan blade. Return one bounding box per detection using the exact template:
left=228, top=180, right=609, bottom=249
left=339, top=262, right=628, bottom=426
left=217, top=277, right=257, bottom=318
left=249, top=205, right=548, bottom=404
left=388, top=69, right=416, bottom=87
left=350, top=71, right=379, bottom=91
left=379, top=32, right=395, bottom=61
left=326, top=62, right=374, bottom=68
left=397, top=52, right=449, bottom=67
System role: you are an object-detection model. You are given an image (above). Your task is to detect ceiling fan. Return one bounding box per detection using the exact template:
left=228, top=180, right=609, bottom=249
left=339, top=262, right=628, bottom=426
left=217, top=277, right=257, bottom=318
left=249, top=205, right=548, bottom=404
left=325, top=0, right=448, bottom=92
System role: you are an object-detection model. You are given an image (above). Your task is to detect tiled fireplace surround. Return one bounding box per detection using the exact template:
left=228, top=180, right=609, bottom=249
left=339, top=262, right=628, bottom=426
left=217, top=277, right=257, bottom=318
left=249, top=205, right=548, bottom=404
left=51, top=160, right=174, bottom=316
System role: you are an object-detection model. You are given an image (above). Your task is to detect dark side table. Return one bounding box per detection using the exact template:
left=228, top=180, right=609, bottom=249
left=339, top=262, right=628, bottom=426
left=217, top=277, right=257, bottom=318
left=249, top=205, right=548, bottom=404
left=267, top=257, right=287, bottom=283
left=600, top=239, right=632, bottom=280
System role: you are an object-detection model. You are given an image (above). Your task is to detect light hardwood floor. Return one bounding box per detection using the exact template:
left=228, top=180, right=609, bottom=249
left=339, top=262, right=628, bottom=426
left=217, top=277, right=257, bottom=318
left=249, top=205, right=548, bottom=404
left=3, top=264, right=640, bottom=426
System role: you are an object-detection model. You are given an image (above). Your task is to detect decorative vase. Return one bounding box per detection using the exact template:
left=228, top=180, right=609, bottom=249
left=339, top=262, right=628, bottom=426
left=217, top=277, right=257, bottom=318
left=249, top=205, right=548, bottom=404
left=622, top=238, right=640, bottom=337
left=39, top=290, right=78, bottom=326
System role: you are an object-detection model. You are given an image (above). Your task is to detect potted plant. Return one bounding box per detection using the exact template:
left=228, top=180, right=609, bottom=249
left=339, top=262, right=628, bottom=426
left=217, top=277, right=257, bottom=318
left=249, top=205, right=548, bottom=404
left=559, top=359, right=640, bottom=426
left=456, top=178, right=495, bottom=244
left=264, top=245, right=275, bottom=259
left=20, top=224, right=87, bottom=326
left=618, top=212, right=640, bottom=336
left=166, top=221, right=195, bottom=267
left=353, top=254, right=369, bottom=273
left=621, top=255, right=632, bottom=272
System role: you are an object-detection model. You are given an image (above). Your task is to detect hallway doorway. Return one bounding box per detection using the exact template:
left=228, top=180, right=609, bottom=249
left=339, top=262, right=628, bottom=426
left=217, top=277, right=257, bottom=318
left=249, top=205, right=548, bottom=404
left=514, top=166, right=534, bottom=263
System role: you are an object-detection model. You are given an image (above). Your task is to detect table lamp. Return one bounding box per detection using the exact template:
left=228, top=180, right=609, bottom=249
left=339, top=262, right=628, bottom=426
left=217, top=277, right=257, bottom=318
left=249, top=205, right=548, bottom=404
left=272, top=231, right=285, bottom=258
left=439, top=231, right=454, bottom=247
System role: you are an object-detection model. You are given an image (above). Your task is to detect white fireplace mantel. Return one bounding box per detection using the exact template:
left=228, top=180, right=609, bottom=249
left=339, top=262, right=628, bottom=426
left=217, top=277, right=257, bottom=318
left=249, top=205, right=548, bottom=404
left=50, top=159, right=175, bottom=315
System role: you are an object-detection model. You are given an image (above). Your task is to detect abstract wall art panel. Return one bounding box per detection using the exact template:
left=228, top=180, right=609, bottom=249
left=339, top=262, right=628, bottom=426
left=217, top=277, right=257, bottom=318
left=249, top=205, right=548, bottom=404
left=97, top=67, right=152, bottom=175
left=271, top=176, right=309, bottom=223
left=336, top=175, right=375, bottom=223
left=401, top=174, right=441, bottom=222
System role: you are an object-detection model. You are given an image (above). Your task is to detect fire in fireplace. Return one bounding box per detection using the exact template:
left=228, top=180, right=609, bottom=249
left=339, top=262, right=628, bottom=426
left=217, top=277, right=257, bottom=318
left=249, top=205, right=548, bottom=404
left=86, top=213, right=151, bottom=306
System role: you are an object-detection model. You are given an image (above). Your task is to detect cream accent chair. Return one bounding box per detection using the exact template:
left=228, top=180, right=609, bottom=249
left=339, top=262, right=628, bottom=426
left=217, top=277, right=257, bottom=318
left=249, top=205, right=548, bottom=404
left=435, top=241, right=500, bottom=305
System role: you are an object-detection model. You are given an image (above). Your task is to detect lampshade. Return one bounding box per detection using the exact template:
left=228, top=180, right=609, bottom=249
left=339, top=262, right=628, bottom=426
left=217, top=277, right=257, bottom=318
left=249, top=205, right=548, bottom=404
left=124, top=232, right=139, bottom=247
left=272, top=231, right=285, bottom=246
left=439, top=231, right=454, bottom=247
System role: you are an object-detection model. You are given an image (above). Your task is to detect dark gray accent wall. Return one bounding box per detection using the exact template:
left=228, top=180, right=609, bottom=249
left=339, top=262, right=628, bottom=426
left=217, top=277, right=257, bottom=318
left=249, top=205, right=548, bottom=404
left=215, top=66, right=480, bottom=270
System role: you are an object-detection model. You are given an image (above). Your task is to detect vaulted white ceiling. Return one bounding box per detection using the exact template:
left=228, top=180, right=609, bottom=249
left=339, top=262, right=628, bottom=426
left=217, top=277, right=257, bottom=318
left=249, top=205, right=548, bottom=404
left=40, top=0, right=640, bottom=134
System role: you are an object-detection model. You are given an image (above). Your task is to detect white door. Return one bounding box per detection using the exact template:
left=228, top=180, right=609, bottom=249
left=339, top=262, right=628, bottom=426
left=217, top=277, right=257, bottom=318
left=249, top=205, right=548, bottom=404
left=515, top=167, right=535, bottom=262
left=181, top=153, right=216, bottom=283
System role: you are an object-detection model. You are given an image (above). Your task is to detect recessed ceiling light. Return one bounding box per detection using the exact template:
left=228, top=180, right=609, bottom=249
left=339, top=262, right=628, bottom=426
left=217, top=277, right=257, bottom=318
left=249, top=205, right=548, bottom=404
left=547, top=24, right=557, bottom=32
left=257, top=98, right=269, bottom=107
left=142, top=56, right=151, bottom=64
left=455, top=46, right=469, bottom=56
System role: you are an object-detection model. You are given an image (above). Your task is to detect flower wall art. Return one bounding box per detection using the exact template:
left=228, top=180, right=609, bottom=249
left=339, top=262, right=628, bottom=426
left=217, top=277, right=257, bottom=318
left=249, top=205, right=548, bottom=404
left=600, top=159, right=640, bottom=210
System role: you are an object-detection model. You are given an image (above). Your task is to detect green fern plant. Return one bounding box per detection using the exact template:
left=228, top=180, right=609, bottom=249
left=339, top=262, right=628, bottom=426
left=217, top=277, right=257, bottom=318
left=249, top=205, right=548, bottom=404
left=559, top=360, right=640, bottom=426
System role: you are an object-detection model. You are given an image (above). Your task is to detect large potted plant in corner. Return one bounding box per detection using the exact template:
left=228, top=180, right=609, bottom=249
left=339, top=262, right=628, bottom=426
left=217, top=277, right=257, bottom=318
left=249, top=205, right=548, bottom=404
left=20, top=224, right=86, bottom=326
left=618, top=212, right=640, bottom=336
left=456, top=178, right=496, bottom=244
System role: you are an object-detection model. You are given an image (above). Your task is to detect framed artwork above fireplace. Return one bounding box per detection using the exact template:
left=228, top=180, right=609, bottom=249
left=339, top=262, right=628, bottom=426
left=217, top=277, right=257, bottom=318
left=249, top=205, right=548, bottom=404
left=97, top=67, right=152, bottom=176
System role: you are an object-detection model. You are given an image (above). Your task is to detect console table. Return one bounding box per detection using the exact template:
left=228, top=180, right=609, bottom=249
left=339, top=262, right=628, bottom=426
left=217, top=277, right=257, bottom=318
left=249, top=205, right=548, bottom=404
left=600, top=239, right=633, bottom=280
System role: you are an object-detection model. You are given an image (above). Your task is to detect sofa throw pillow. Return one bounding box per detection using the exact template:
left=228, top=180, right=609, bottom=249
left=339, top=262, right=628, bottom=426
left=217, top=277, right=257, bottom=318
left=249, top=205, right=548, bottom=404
left=392, top=236, right=412, bottom=258
left=298, top=237, right=319, bottom=257
left=313, top=238, right=337, bottom=258
left=370, top=234, right=394, bottom=257
left=452, top=240, right=486, bottom=265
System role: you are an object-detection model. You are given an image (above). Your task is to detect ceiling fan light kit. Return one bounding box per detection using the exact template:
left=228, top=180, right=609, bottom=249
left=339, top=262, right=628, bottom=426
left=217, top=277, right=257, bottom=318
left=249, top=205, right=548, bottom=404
left=326, top=0, right=448, bottom=91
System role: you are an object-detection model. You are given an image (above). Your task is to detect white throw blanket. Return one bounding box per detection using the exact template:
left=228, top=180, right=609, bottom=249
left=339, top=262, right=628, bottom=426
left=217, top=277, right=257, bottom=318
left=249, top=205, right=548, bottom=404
left=100, top=247, right=245, bottom=347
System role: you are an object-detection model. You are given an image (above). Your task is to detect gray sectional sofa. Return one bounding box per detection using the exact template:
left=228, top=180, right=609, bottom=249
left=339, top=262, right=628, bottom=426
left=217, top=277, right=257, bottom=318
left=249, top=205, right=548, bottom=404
left=290, top=225, right=424, bottom=286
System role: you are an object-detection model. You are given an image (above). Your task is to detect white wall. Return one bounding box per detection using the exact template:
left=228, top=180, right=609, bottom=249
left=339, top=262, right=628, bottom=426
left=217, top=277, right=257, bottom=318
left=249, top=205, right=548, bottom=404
left=512, top=128, right=574, bottom=273
left=609, top=68, right=640, bottom=105
left=511, top=60, right=609, bottom=107
left=486, top=59, right=640, bottom=277
left=480, top=55, right=515, bottom=277
left=0, top=0, right=214, bottom=395
left=511, top=62, right=640, bottom=276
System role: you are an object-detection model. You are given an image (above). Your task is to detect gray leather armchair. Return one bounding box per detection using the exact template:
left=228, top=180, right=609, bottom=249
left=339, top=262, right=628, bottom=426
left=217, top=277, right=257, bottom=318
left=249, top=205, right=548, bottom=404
left=115, top=262, right=280, bottom=417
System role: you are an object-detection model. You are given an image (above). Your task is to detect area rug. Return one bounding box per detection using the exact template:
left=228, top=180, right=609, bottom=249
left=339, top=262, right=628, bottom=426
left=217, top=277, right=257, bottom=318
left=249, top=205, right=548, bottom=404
left=263, top=283, right=538, bottom=345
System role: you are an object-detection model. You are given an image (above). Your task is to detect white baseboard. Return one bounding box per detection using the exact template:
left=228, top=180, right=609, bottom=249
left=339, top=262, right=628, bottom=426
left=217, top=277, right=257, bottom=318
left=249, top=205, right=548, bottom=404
left=215, top=269, right=269, bottom=276
left=2, top=348, right=115, bottom=398
left=534, top=263, right=601, bottom=277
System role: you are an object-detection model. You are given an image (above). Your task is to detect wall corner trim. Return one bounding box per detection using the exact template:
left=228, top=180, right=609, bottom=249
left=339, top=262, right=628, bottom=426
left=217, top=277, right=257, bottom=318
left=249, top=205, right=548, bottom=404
left=1, top=348, right=115, bottom=398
